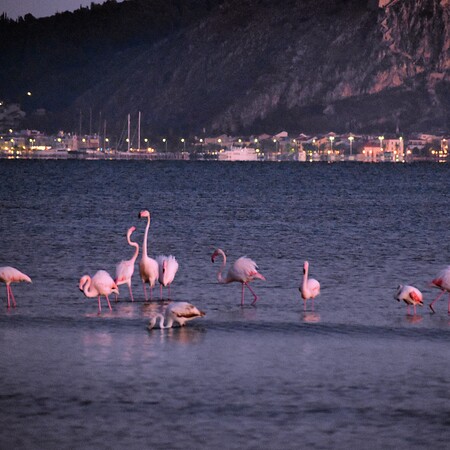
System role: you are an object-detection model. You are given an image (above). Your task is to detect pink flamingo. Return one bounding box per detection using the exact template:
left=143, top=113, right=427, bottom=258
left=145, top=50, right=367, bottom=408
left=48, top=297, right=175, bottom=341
left=0, top=266, right=32, bottom=308
left=395, top=284, right=423, bottom=315
left=299, top=261, right=320, bottom=311
left=211, top=248, right=266, bottom=306
left=115, top=226, right=139, bottom=302
left=79, top=270, right=119, bottom=313
left=156, top=255, right=179, bottom=299
left=148, top=301, right=205, bottom=329
left=138, top=210, right=159, bottom=301
left=429, top=266, right=450, bottom=313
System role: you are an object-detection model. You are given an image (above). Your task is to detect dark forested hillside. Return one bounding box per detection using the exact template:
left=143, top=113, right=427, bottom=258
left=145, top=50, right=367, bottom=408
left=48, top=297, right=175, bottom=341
left=0, top=0, right=448, bottom=137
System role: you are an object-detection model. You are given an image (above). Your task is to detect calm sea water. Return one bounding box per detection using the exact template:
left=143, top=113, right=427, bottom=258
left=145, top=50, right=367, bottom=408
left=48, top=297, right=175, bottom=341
left=0, top=160, right=449, bottom=449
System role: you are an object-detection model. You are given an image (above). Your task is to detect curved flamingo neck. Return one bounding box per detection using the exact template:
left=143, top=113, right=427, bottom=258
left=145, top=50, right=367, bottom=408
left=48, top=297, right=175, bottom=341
left=81, top=277, right=97, bottom=298
left=216, top=249, right=227, bottom=284
left=302, top=263, right=309, bottom=294
left=142, top=215, right=150, bottom=259
left=149, top=312, right=173, bottom=329
left=128, top=231, right=139, bottom=262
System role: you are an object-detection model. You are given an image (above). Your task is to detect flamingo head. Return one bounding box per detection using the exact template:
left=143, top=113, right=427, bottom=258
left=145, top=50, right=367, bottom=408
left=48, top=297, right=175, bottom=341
left=127, top=226, right=136, bottom=236
left=139, top=210, right=150, bottom=219
left=211, top=250, right=219, bottom=263
left=79, top=275, right=90, bottom=291
left=303, top=261, right=309, bottom=274
left=395, top=284, right=403, bottom=300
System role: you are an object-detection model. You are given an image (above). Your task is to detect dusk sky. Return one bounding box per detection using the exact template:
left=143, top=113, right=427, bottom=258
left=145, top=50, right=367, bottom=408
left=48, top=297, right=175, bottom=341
left=1, top=0, right=124, bottom=19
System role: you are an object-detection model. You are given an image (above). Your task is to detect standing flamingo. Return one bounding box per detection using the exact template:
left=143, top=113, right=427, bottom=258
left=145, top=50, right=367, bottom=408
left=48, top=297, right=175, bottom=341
left=156, top=255, right=179, bottom=299
left=79, top=270, right=119, bottom=313
left=138, top=210, right=159, bottom=301
left=0, top=266, right=32, bottom=308
left=299, top=261, right=320, bottom=311
left=429, top=266, right=450, bottom=313
left=395, top=284, right=423, bottom=315
left=211, top=248, right=266, bottom=306
left=147, top=301, right=205, bottom=329
left=115, top=226, right=139, bottom=302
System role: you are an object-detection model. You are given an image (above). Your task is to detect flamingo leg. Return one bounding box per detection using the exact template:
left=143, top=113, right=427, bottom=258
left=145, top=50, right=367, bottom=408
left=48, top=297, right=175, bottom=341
left=142, top=282, right=148, bottom=301
left=311, top=298, right=315, bottom=311
left=429, top=290, right=445, bottom=313
left=8, top=286, right=16, bottom=308
left=115, top=293, right=119, bottom=303
left=160, top=284, right=163, bottom=300
left=168, top=285, right=171, bottom=299
left=6, top=285, right=11, bottom=308
left=241, top=283, right=245, bottom=306
left=105, top=295, right=112, bottom=311
left=448, top=293, right=450, bottom=314
left=97, top=296, right=102, bottom=313
left=150, top=284, right=153, bottom=301
left=303, top=300, right=307, bottom=312
left=128, top=284, right=134, bottom=302
left=413, top=304, right=417, bottom=315
left=246, top=283, right=259, bottom=306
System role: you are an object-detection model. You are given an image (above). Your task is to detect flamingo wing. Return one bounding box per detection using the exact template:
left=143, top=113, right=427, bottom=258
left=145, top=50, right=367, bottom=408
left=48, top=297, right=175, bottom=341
left=229, top=257, right=262, bottom=282
left=409, top=289, right=423, bottom=305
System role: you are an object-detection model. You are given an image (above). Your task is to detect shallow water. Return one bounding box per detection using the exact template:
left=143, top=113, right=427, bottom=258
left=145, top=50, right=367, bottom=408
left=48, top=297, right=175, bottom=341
left=0, top=160, right=449, bottom=449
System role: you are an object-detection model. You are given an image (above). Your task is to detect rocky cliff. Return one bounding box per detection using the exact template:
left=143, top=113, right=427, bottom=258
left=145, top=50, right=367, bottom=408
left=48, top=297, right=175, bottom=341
left=2, top=0, right=449, bottom=135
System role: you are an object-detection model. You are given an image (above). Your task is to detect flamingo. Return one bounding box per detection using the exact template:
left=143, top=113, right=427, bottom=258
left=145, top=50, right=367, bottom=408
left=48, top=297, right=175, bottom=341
left=211, top=248, right=266, bottom=306
left=79, top=270, right=119, bottom=313
left=395, top=284, right=423, bottom=315
left=115, top=226, right=139, bottom=302
left=299, top=261, right=320, bottom=311
left=148, top=301, right=205, bottom=329
left=0, top=266, right=32, bottom=308
left=429, top=266, right=450, bottom=313
left=138, top=210, right=159, bottom=301
left=156, top=255, right=179, bottom=299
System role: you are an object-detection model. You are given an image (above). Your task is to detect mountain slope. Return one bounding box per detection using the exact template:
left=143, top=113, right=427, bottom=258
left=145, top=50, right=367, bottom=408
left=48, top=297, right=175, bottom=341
left=1, top=0, right=449, bottom=135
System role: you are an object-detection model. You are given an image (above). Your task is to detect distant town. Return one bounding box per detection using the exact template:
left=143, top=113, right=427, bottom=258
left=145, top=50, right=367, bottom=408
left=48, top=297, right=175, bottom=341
left=0, top=128, right=448, bottom=163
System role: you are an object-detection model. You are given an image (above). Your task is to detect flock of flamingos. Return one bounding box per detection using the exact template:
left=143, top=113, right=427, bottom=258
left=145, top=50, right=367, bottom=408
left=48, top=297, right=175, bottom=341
left=1, top=209, right=450, bottom=329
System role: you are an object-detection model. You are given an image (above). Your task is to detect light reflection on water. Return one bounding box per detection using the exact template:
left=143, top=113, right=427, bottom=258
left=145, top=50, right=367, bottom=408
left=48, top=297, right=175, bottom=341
left=0, top=160, right=449, bottom=449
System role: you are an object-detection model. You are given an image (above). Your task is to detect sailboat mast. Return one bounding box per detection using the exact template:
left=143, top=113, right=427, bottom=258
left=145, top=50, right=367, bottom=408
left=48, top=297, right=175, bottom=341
left=127, top=113, right=130, bottom=152
left=138, top=111, right=141, bottom=151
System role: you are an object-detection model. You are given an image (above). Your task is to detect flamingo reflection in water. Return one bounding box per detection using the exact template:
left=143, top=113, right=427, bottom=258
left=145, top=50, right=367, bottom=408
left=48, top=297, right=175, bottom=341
left=429, top=266, right=450, bottom=313
left=148, top=301, right=205, bottom=330
left=395, top=284, right=423, bottom=315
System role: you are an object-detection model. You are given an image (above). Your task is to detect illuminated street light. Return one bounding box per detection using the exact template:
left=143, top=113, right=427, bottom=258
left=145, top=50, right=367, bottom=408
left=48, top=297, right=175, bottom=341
left=181, top=138, right=186, bottom=151
left=329, top=135, right=335, bottom=152
left=162, top=138, right=167, bottom=152
left=348, top=135, right=354, bottom=156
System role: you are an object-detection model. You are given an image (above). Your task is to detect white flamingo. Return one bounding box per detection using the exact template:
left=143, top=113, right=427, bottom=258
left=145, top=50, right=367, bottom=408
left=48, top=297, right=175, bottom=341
left=79, top=270, right=119, bottom=313
left=211, top=248, right=266, bottom=306
left=299, top=261, right=320, bottom=311
left=138, top=210, right=159, bottom=301
left=0, top=266, right=32, bottom=308
left=115, top=226, right=139, bottom=302
left=156, top=255, right=179, bottom=299
left=148, top=301, right=205, bottom=329
left=395, top=284, right=423, bottom=315
left=429, top=266, right=450, bottom=313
